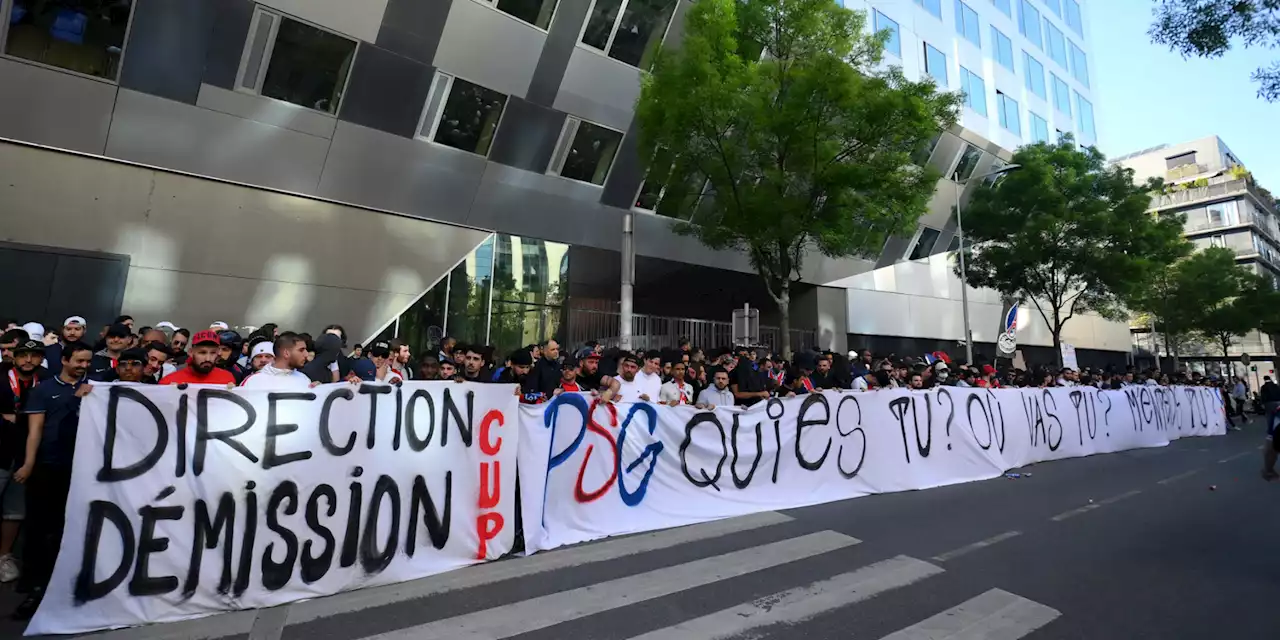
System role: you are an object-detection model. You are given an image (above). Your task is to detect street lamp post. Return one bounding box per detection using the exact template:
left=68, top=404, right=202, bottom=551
left=953, top=163, right=1022, bottom=365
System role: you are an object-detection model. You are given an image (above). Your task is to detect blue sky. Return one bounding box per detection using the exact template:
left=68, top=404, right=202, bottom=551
left=1090, top=2, right=1280, bottom=187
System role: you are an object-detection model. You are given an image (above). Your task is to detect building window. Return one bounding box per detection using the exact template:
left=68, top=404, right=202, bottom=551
left=1165, top=151, right=1197, bottom=170
left=548, top=117, right=623, bottom=185
left=1030, top=111, right=1049, bottom=143
left=1045, top=21, right=1068, bottom=68
left=1043, top=0, right=1062, bottom=17
left=2, top=0, right=134, bottom=80
left=1065, top=0, right=1083, bottom=35
left=997, top=90, right=1021, bottom=135
left=992, top=27, right=1015, bottom=71
left=924, top=42, right=948, bottom=86
left=418, top=73, right=508, bottom=156
left=236, top=8, right=357, bottom=114
left=991, top=0, right=1012, bottom=18
left=580, top=0, right=679, bottom=70
left=1075, top=91, right=1095, bottom=140
left=953, top=144, right=983, bottom=181
left=908, top=227, right=943, bottom=261
left=1209, top=234, right=1226, bottom=249
left=915, top=0, right=943, bottom=19
left=960, top=66, right=988, bottom=116
left=913, top=134, right=942, bottom=166
left=955, top=1, right=981, bottom=46
left=476, top=0, right=559, bottom=30
left=1019, top=0, right=1042, bottom=49
left=1051, top=73, right=1072, bottom=116
left=1208, top=201, right=1240, bottom=227
left=875, top=10, right=901, bottom=57
left=634, top=148, right=708, bottom=220
left=1069, top=41, right=1089, bottom=86
left=1023, top=51, right=1046, bottom=99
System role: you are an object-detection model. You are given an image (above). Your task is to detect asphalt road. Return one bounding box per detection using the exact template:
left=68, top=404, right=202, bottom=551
left=4, top=416, right=1276, bottom=639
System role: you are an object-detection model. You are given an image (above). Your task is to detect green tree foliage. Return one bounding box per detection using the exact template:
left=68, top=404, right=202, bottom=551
left=635, top=0, right=960, bottom=357
left=1149, top=0, right=1280, bottom=101
left=959, top=139, right=1190, bottom=366
left=1198, top=269, right=1279, bottom=359
left=1130, top=247, right=1256, bottom=363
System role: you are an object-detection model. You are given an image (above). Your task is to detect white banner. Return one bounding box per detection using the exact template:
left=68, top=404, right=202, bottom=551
left=518, top=386, right=1225, bottom=553
left=30, top=382, right=519, bottom=636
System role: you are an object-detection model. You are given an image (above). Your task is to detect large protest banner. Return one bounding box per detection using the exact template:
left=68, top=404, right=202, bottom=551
left=519, top=386, right=1225, bottom=553
left=29, top=382, right=519, bottom=636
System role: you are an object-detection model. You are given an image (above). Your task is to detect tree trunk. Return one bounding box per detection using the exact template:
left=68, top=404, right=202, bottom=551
left=1052, top=327, right=1064, bottom=369
left=777, top=281, right=792, bottom=361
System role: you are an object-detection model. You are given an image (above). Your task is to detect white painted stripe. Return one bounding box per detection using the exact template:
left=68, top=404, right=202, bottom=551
left=1098, top=489, right=1142, bottom=505
left=931, top=531, right=1022, bottom=562
left=1050, top=503, right=1100, bottom=522
left=877, top=588, right=1060, bottom=640
left=1157, top=469, right=1200, bottom=485
left=626, top=555, right=943, bottom=640
left=354, top=530, right=860, bottom=640
left=288, top=511, right=793, bottom=624
left=72, top=512, right=794, bottom=640
left=1219, top=451, right=1253, bottom=463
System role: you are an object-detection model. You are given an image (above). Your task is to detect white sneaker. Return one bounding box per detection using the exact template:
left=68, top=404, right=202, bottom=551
left=0, top=553, right=19, bottom=583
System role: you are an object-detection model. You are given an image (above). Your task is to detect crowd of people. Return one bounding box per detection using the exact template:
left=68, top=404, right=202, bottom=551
left=0, top=313, right=1272, bottom=620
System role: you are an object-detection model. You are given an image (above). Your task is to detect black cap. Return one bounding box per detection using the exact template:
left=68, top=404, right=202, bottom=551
left=510, top=350, right=533, bottom=366
left=118, top=347, right=148, bottom=364
left=369, top=341, right=391, bottom=358
left=620, top=351, right=641, bottom=365
left=14, top=340, right=44, bottom=356
left=562, top=356, right=579, bottom=369
left=106, top=323, right=132, bottom=338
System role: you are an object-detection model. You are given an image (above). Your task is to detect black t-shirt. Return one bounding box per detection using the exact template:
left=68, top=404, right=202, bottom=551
left=88, top=352, right=118, bottom=381
left=24, top=375, right=87, bottom=467
left=1, top=366, right=49, bottom=469
left=578, top=369, right=607, bottom=392
left=731, top=360, right=767, bottom=406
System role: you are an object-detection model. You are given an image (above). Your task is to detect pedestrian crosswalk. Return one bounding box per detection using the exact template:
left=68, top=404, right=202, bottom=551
left=87, top=512, right=1062, bottom=640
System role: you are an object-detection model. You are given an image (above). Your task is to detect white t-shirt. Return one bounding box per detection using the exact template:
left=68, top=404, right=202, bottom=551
left=240, top=364, right=312, bottom=389
left=659, top=379, right=694, bottom=405
left=617, top=371, right=662, bottom=402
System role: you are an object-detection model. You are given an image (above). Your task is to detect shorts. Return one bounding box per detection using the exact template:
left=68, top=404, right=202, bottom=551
left=0, top=469, right=24, bottom=521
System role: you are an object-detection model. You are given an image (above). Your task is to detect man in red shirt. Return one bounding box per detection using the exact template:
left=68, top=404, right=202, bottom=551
left=160, top=330, right=235, bottom=386
left=553, top=356, right=582, bottom=395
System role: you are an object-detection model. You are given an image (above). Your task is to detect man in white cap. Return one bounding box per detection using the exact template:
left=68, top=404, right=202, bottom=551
left=247, top=340, right=274, bottom=374
left=43, top=316, right=86, bottom=377
left=210, top=321, right=230, bottom=332
left=240, top=333, right=312, bottom=389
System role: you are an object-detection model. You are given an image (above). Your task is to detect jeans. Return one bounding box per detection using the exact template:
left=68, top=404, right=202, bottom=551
left=16, top=464, right=72, bottom=593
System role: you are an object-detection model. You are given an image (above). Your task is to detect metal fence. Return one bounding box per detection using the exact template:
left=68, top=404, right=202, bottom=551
left=566, top=308, right=817, bottom=352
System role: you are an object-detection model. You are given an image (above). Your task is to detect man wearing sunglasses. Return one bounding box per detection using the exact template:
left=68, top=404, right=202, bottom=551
left=109, top=348, right=148, bottom=383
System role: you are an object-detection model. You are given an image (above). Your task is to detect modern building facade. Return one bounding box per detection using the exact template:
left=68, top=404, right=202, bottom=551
left=0, top=0, right=1110, bottom=360
left=1113, top=136, right=1280, bottom=370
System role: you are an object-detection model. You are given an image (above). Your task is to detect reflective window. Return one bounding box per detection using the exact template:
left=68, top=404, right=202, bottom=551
left=997, top=90, right=1021, bottom=135
left=3, top=0, right=133, bottom=80
left=955, top=1, right=980, bottom=46
left=960, top=67, right=987, bottom=116
left=1065, top=0, right=1083, bottom=35
left=635, top=148, right=708, bottom=220
left=1043, top=0, right=1062, bottom=17
left=1075, top=91, right=1095, bottom=140
left=550, top=117, right=623, bottom=185
left=992, top=27, right=1015, bottom=71
left=1019, top=0, right=1042, bottom=49
left=991, top=0, right=1012, bottom=17
left=1069, top=41, right=1089, bottom=86
left=954, top=144, right=983, bottom=181
left=419, top=73, right=508, bottom=156
left=1045, top=20, right=1068, bottom=68
left=237, top=9, right=357, bottom=114
left=1052, top=73, right=1072, bottom=116
left=581, top=0, right=679, bottom=69
left=924, top=42, right=948, bottom=86
left=483, top=0, right=559, bottom=30
left=1030, top=111, right=1049, bottom=143
left=875, top=10, right=901, bottom=57
left=1023, top=51, right=1046, bottom=99
left=909, top=227, right=942, bottom=261
left=915, top=0, right=943, bottom=19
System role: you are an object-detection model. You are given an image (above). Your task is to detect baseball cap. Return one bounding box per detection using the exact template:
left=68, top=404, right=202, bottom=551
left=620, top=351, right=641, bottom=365
left=562, top=356, right=579, bottom=369
left=369, top=341, right=392, bottom=358
left=575, top=348, right=600, bottom=360
left=14, top=340, right=45, bottom=356
left=352, top=358, right=378, bottom=381
left=21, top=322, right=45, bottom=341
left=982, top=365, right=996, bottom=375
left=155, top=321, right=177, bottom=331
left=210, top=321, right=230, bottom=331
left=510, top=350, right=533, bottom=366
left=63, top=316, right=86, bottom=328
left=106, top=323, right=132, bottom=338
left=190, top=329, right=221, bottom=346
left=251, top=341, right=274, bottom=359
left=118, top=347, right=148, bottom=365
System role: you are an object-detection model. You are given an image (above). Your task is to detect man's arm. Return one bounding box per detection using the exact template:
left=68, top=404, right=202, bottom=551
left=15, top=412, right=44, bottom=482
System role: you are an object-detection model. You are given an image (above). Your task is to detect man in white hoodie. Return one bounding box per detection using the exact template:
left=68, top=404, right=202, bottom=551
left=240, top=333, right=312, bottom=389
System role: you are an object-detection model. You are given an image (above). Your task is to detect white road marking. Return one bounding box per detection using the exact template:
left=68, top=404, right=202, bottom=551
left=626, top=555, right=943, bottom=640
left=931, top=531, right=1023, bottom=563
left=1219, top=451, right=1253, bottom=463
left=352, top=530, right=860, bottom=640
left=1157, top=469, right=1200, bottom=485
left=877, top=588, right=1061, bottom=639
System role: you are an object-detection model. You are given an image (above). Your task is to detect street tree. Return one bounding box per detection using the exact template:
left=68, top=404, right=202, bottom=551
left=959, top=139, right=1190, bottom=366
left=1149, top=0, right=1280, bottom=101
left=1130, top=247, right=1249, bottom=367
left=1198, top=270, right=1279, bottom=365
left=635, top=0, right=960, bottom=357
